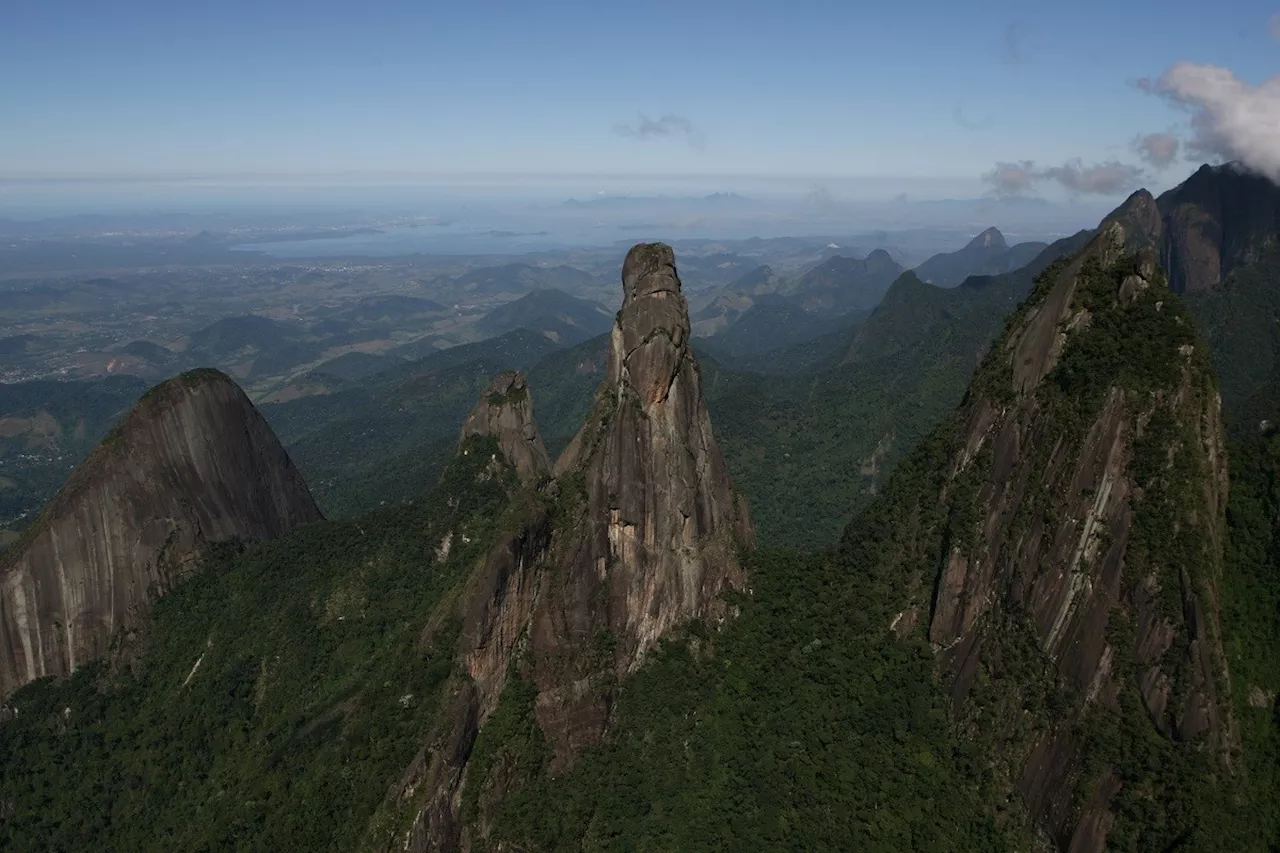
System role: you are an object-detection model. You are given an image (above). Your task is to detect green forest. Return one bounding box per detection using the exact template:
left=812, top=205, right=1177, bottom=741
left=0, top=436, right=519, bottom=852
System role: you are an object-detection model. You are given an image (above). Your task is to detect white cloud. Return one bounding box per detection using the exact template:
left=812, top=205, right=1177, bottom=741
left=1140, top=62, right=1280, bottom=181
left=1131, top=132, right=1181, bottom=169
left=982, top=160, right=1038, bottom=196
left=1041, top=160, right=1145, bottom=194
left=982, top=159, right=1144, bottom=196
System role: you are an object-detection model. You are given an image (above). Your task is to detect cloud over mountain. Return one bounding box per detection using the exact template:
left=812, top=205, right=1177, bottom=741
left=1140, top=62, right=1280, bottom=182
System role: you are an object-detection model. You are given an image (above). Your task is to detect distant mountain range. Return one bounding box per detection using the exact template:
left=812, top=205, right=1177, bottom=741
left=476, top=288, right=614, bottom=346
left=910, top=226, right=1047, bottom=288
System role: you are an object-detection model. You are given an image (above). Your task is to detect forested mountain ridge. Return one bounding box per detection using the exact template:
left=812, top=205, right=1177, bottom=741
left=855, top=190, right=1242, bottom=849
left=0, top=427, right=525, bottom=851
left=1, top=168, right=1279, bottom=852
left=435, top=190, right=1279, bottom=851
left=912, top=226, right=1048, bottom=289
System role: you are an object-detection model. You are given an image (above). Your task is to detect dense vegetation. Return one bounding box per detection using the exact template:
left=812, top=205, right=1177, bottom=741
left=3, top=191, right=1278, bottom=853
left=0, top=435, right=517, bottom=852
left=1184, top=246, right=1280, bottom=433
left=469, top=249, right=1280, bottom=851
left=262, top=329, right=559, bottom=515
left=0, top=375, right=147, bottom=541
left=478, top=546, right=1018, bottom=853
left=1217, top=422, right=1280, bottom=848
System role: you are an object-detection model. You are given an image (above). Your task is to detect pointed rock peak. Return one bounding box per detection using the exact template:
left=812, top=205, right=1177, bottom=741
left=966, top=227, right=1007, bottom=250
left=539, top=240, right=753, bottom=750
left=459, top=370, right=550, bottom=482
left=399, top=246, right=743, bottom=841
left=1098, top=188, right=1162, bottom=253
left=1007, top=191, right=1166, bottom=396
left=1, top=368, right=320, bottom=697
left=611, top=243, right=694, bottom=413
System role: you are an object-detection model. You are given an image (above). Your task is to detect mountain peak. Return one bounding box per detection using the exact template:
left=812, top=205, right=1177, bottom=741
left=621, top=241, right=681, bottom=303
left=459, top=370, right=550, bottom=482
left=0, top=370, right=320, bottom=697
left=397, top=243, right=755, bottom=847
left=966, top=226, right=1007, bottom=250
left=1157, top=161, right=1280, bottom=293
left=1097, top=188, right=1163, bottom=255
left=887, top=202, right=1235, bottom=846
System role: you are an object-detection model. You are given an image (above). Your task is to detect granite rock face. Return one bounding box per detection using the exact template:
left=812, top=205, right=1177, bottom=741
left=1157, top=162, right=1280, bottom=293
left=392, top=243, right=754, bottom=852
left=891, top=192, right=1235, bottom=851
left=459, top=370, right=551, bottom=483
left=535, top=242, right=754, bottom=758
left=0, top=369, right=321, bottom=698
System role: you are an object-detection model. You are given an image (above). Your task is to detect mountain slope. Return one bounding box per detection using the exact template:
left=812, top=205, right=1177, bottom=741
left=849, top=191, right=1240, bottom=849
left=1156, top=163, right=1280, bottom=431
left=476, top=288, right=613, bottom=345
left=783, top=249, right=905, bottom=314
left=0, top=430, right=522, bottom=852
left=464, top=191, right=1262, bottom=852
left=913, top=227, right=1047, bottom=288
left=0, top=369, right=321, bottom=697
left=689, top=264, right=786, bottom=334
left=263, top=329, right=563, bottom=515
left=1158, top=162, right=1280, bottom=294
left=698, top=301, right=857, bottom=359
left=1184, top=244, right=1280, bottom=431
left=185, top=315, right=324, bottom=380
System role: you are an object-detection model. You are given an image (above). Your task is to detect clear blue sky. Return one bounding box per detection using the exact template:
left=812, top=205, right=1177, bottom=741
left=2, top=0, right=1276, bottom=187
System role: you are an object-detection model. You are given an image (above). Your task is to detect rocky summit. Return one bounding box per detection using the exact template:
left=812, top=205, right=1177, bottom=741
left=877, top=190, right=1236, bottom=851
left=459, top=370, right=551, bottom=483
left=1158, top=162, right=1280, bottom=294
left=393, top=242, right=755, bottom=852
left=0, top=368, right=321, bottom=698
left=570, top=243, right=752, bottom=641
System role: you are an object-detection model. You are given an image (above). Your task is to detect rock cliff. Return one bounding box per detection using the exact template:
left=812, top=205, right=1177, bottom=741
left=1158, top=161, right=1280, bottom=293
left=0, top=368, right=321, bottom=697
left=535, top=241, right=754, bottom=755
left=884, top=191, right=1235, bottom=850
left=458, top=371, right=551, bottom=483
left=387, top=243, right=753, bottom=852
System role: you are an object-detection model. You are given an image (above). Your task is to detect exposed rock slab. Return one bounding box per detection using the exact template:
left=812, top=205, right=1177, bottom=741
left=895, top=191, right=1235, bottom=850
left=390, top=244, right=754, bottom=852
left=0, top=369, right=321, bottom=697
left=459, top=370, right=551, bottom=482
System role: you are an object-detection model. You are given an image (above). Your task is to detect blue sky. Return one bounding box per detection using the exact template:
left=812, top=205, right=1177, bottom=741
left=2, top=0, right=1277, bottom=194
